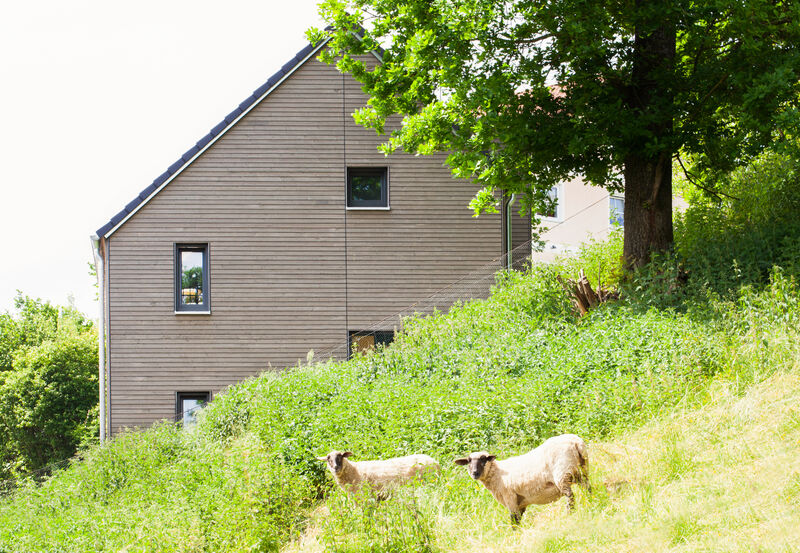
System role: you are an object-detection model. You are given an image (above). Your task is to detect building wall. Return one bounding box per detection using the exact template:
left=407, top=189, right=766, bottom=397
left=532, top=178, right=688, bottom=262
left=106, top=55, right=500, bottom=434
left=535, top=178, right=614, bottom=261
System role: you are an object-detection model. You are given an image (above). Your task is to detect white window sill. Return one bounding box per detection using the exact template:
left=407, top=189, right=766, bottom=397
left=346, top=206, right=391, bottom=211
left=175, top=310, right=211, bottom=315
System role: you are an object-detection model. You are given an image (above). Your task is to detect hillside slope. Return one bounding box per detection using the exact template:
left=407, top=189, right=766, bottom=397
left=286, top=368, right=800, bottom=553
left=0, top=219, right=798, bottom=551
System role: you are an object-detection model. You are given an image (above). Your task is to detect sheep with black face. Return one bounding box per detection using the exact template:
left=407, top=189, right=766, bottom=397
left=454, top=434, right=590, bottom=525
left=318, top=450, right=440, bottom=496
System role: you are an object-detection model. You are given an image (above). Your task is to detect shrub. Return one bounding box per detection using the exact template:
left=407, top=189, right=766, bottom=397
left=674, top=151, right=800, bottom=297
left=0, top=330, right=97, bottom=476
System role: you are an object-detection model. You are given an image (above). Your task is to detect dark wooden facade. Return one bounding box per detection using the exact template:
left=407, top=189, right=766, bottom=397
left=98, top=48, right=511, bottom=434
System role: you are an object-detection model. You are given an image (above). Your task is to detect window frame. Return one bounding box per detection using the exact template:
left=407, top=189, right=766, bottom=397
left=609, top=196, right=625, bottom=227
left=348, top=330, right=395, bottom=358
left=174, top=243, right=211, bottom=314
left=346, top=167, right=389, bottom=210
left=540, top=184, right=564, bottom=222
left=175, top=391, right=211, bottom=426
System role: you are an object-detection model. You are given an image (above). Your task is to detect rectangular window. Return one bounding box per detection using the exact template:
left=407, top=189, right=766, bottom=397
left=349, top=330, right=394, bottom=357
left=609, top=197, right=625, bottom=226
left=176, top=391, right=211, bottom=427
left=347, top=167, right=388, bottom=208
left=539, top=185, right=563, bottom=220
left=175, top=244, right=210, bottom=312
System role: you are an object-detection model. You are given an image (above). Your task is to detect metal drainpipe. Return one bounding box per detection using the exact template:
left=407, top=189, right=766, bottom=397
left=505, top=194, right=518, bottom=270
left=90, top=235, right=107, bottom=442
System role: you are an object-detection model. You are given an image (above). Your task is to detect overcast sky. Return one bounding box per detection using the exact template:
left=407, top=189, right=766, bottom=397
left=0, top=0, right=324, bottom=317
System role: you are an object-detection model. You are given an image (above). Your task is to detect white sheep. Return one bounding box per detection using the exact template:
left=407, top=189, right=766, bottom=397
left=317, top=450, right=440, bottom=496
left=454, top=433, right=590, bottom=524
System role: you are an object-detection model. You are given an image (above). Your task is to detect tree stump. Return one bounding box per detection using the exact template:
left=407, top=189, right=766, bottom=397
left=557, top=270, right=616, bottom=316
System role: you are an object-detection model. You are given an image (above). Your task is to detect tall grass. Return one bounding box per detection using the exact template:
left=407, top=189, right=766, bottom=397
left=2, top=154, right=800, bottom=551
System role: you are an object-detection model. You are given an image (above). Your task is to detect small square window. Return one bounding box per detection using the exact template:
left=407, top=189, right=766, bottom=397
left=347, top=167, right=388, bottom=208
left=175, top=244, right=210, bottom=312
left=609, top=197, right=625, bottom=226
left=348, top=330, right=394, bottom=358
left=176, top=391, right=210, bottom=427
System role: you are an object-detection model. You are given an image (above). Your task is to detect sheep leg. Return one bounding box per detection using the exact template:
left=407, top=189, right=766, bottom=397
left=578, top=464, right=591, bottom=494
left=510, top=507, right=525, bottom=526
left=557, top=474, right=576, bottom=510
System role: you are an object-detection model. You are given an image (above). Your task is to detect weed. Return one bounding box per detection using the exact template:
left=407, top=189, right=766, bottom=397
left=667, top=512, right=704, bottom=545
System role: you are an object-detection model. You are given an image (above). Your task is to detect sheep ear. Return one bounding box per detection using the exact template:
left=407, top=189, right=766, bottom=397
left=316, top=456, right=327, bottom=462
left=486, top=455, right=496, bottom=462
left=342, top=451, right=353, bottom=458
left=454, top=458, right=469, bottom=466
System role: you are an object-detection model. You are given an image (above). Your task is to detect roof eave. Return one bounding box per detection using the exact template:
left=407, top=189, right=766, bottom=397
left=96, top=36, right=332, bottom=239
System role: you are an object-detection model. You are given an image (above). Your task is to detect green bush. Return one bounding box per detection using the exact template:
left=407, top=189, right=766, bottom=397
left=3, top=158, right=800, bottom=551
left=0, top=296, right=97, bottom=479
left=0, top=332, right=98, bottom=475
left=674, top=151, right=800, bottom=297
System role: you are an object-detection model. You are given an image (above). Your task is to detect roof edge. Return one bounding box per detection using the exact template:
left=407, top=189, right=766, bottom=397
left=95, top=36, right=332, bottom=239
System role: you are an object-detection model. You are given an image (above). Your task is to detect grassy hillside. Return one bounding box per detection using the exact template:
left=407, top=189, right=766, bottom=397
left=287, top=370, right=800, bottom=553
left=1, top=154, right=799, bottom=552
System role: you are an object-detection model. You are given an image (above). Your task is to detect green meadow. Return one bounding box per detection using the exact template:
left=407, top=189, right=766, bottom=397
left=2, top=154, right=800, bottom=552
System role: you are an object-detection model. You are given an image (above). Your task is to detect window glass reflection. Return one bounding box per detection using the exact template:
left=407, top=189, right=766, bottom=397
left=181, top=250, right=204, bottom=305
left=610, top=197, right=625, bottom=226
left=350, top=174, right=382, bottom=202
left=181, top=398, right=202, bottom=426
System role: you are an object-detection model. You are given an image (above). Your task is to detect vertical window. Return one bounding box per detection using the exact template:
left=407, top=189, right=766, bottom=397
left=176, top=391, right=211, bottom=427
left=175, top=244, right=210, bottom=312
left=540, top=185, right=563, bottom=220
left=347, top=167, right=388, bottom=208
left=349, top=330, right=394, bottom=357
left=609, top=197, right=625, bottom=226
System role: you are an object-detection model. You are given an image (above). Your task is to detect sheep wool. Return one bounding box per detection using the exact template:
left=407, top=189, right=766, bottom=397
left=318, top=451, right=440, bottom=495
left=455, top=434, right=589, bottom=524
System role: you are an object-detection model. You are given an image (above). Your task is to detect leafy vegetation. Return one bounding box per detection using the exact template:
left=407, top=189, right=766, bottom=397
left=1, top=155, right=799, bottom=551
left=312, top=1, right=800, bottom=264
left=0, top=295, right=97, bottom=479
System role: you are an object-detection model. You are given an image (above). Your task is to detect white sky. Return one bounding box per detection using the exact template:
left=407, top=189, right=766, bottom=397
left=0, top=0, right=325, bottom=317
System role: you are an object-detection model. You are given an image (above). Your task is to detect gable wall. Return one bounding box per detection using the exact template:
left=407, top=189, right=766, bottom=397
left=106, top=56, right=500, bottom=434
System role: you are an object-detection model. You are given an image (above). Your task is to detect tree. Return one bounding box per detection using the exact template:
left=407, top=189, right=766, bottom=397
left=0, top=295, right=97, bottom=477
left=312, top=0, right=800, bottom=266
left=0, top=294, right=61, bottom=373
left=0, top=333, right=98, bottom=475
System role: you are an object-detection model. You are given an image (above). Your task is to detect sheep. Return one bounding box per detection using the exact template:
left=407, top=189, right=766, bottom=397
left=317, top=450, right=440, bottom=496
left=454, top=433, right=590, bottom=525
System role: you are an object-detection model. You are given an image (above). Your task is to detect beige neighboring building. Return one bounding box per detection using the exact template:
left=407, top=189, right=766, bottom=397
left=531, top=178, right=687, bottom=262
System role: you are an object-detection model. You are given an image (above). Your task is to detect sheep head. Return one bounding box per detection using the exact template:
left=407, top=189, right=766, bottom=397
left=454, top=451, right=496, bottom=480
left=317, top=450, right=353, bottom=474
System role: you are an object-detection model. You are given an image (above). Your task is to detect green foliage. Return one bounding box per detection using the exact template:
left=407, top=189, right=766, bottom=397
left=559, top=227, right=625, bottom=290
left=0, top=333, right=98, bottom=475
left=321, top=487, right=436, bottom=553
left=3, top=167, right=800, bottom=550
left=0, top=294, right=97, bottom=479
left=675, top=152, right=800, bottom=295
left=312, top=0, right=800, bottom=264
left=0, top=426, right=316, bottom=552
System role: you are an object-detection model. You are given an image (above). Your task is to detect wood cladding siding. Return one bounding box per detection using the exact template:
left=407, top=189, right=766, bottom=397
left=511, top=207, right=532, bottom=269
left=106, top=55, right=501, bottom=434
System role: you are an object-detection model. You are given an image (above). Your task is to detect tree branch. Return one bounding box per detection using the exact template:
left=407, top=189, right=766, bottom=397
left=675, top=154, right=740, bottom=201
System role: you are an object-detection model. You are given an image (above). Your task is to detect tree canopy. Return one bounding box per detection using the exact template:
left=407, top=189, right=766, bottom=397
left=0, top=295, right=97, bottom=479
left=312, top=0, right=800, bottom=265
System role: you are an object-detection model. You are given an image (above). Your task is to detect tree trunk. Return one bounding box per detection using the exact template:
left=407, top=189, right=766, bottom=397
left=623, top=153, right=674, bottom=267
left=623, top=10, right=676, bottom=268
